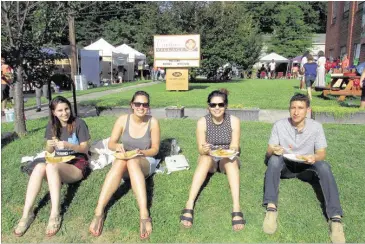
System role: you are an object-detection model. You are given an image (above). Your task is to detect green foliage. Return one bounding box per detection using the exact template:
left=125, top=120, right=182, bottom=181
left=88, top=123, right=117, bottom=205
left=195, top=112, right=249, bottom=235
left=268, top=4, right=313, bottom=58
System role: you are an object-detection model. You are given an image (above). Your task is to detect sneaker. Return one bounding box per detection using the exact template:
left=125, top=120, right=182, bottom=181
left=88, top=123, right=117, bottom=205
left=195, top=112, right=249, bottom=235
left=263, top=208, right=278, bottom=234
left=36, top=108, right=41, bottom=112
left=329, top=218, right=345, bottom=243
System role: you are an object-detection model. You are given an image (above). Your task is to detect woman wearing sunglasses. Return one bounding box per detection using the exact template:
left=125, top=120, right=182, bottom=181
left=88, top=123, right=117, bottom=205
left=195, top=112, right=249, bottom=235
left=89, top=91, right=160, bottom=240
left=180, top=89, right=245, bottom=231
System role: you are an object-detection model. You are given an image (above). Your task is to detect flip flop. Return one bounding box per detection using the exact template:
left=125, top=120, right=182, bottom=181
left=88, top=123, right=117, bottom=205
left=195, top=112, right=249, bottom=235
left=45, top=215, right=62, bottom=237
left=89, top=213, right=105, bottom=237
left=231, top=212, right=246, bottom=232
left=180, top=209, right=194, bottom=228
left=13, top=213, right=35, bottom=237
left=140, top=217, right=152, bottom=240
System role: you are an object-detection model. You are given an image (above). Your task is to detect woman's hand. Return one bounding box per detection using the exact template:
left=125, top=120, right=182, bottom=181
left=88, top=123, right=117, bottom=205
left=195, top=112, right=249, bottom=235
left=115, top=143, right=125, bottom=153
left=46, top=140, right=56, bottom=148
left=201, top=143, right=211, bottom=154
left=55, top=141, right=67, bottom=149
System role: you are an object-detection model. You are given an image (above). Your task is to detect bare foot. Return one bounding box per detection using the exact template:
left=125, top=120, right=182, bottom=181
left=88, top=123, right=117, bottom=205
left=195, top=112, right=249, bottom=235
left=140, top=217, right=152, bottom=240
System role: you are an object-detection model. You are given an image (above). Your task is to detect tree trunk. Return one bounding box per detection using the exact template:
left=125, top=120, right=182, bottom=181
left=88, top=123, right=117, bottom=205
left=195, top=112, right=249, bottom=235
left=14, top=65, right=27, bottom=136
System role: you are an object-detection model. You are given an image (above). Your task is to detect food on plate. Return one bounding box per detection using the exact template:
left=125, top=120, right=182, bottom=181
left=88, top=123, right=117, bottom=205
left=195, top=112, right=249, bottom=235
left=296, top=155, right=308, bottom=161
left=210, top=148, right=235, bottom=157
left=114, top=150, right=140, bottom=159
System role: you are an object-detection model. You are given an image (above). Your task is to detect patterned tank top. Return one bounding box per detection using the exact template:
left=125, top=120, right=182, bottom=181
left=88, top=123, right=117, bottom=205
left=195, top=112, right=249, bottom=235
left=205, top=113, right=232, bottom=149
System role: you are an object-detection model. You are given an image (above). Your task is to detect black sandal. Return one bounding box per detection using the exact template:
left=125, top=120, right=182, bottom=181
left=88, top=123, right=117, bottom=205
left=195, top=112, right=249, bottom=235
left=231, top=212, right=246, bottom=231
left=180, top=209, right=194, bottom=228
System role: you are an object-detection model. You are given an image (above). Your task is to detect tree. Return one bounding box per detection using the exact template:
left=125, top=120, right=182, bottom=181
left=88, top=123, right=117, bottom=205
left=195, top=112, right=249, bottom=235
left=267, top=4, right=313, bottom=58
left=1, top=1, right=67, bottom=135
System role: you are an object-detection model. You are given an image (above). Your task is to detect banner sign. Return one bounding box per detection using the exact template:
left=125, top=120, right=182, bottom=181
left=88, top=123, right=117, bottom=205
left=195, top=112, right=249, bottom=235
left=154, top=35, right=200, bottom=67
left=166, top=68, right=189, bottom=91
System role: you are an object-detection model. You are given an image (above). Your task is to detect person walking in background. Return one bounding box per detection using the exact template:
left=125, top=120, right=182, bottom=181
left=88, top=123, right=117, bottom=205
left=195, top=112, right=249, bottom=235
left=291, top=64, right=299, bottom=79
left=340, top=54, right=349, bottom=72
left=300, top=51, right=309, bottom=90
left=34, top=83, right=49, bottom=112
left=302, top=54, right=317, bottom=100
left=262, top=94, right=345, bottom=243
left=269, top=59, right=276, bottom=79
left=1, top=57, right=13, bottom=117
left=315, top=51, right=326, bottom=87
left=360, top=69, right=365, bottom=109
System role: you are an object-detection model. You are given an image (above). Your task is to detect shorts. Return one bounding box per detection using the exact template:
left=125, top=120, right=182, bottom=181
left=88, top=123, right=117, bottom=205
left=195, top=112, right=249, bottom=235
left=212, top=156, right=241, bottom=174
left=69, top=157, right=89, bottom=178
left=361, top=80, right=365, bottom=102
left=305, top=75, right=316, bottom=88
left=121, top=156, right=159, bottom=180
left=1, top=84, right=9, bottom=101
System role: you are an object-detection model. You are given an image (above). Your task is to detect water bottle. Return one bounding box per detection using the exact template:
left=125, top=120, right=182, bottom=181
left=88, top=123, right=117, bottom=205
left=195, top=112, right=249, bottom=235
left=170, top=139, right=180, bottom=155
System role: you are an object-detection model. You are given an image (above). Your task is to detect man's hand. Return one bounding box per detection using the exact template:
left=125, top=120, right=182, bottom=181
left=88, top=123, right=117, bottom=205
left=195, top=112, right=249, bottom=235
left=270, top=144, right=284, bottom=156
left=303, top=154, right=316, bottom=164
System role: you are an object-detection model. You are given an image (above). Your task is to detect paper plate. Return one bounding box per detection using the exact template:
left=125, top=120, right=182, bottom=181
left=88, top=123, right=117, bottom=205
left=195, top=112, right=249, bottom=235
left=114, top=150, right=143, bottom=160
left=283, top=154, right=306, bottom=163
left=45, top=151, right=75, bottom=164
left=210, top=149, right=238, bottom=158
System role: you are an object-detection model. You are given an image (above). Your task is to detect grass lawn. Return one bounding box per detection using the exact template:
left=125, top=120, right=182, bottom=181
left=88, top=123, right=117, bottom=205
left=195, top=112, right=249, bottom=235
left=22, top=80, right=151, bottom=108
left=79, top=79, right=362, bottom=110
left=1, top=116, right=365, bottom=243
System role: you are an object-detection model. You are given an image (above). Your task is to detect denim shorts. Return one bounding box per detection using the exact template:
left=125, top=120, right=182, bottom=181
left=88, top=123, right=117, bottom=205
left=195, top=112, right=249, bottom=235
left=305, top=75, right=316, bottom=88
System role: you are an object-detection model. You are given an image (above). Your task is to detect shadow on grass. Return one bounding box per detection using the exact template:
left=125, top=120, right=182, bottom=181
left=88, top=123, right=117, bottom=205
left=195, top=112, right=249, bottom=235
left=33, top=168, right=91, bottom=217
left=194, top=172, right=214, bottom=206
left=297, top=171, right=327, bottom=220
left=189, top=85, right=209, bottom=90
left=339, top=101, right=360, bottom=108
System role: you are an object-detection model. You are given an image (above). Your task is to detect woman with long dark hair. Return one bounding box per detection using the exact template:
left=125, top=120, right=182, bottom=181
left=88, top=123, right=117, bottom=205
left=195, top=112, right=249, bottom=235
left=89, top=90, right=160, bottom=240
left=13, top=96, right=90, bottom=237
left=180, top=89, right=245, bottom=231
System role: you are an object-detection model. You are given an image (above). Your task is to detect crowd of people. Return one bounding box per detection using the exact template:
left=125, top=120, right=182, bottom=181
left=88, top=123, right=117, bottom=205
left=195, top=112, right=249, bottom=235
left=12, top=90, right=346, bottom=243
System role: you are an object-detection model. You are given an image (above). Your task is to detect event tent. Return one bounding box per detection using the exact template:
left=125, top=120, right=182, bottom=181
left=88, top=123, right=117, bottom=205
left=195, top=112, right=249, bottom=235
left=84, top=38, right=119, bottom=57
left=259, top=52, right=289, bottom=63
left=291, top=55, right=302, bottom=63
left=115, top=44, right=146, bottom=60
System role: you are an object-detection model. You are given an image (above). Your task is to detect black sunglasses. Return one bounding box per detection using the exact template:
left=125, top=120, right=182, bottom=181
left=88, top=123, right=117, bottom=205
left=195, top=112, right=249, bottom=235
left=208, top=103, right=225, bottom=108
left=133, top=102, right=149, bottom=108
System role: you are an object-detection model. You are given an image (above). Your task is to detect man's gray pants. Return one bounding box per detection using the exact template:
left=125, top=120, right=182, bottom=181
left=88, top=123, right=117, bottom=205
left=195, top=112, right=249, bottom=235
left=263, top=155, right=343, bottom=218
left=35, top=84, right=49, bottom=109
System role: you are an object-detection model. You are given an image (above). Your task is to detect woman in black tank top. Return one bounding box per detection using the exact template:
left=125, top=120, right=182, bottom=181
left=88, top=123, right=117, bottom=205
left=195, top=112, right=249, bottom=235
left=180, top=89, right=246, bottom=231
left=89, top=91, right=160, bottom=240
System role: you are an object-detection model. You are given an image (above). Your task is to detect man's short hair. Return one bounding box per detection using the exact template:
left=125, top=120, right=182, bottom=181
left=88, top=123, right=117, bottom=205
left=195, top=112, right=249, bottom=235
left=290, top=93, right=310, bottom=108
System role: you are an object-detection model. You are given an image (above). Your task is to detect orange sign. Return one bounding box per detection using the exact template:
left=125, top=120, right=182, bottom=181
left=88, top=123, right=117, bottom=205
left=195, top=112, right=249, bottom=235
left=166, top=68, right=189, bottom=91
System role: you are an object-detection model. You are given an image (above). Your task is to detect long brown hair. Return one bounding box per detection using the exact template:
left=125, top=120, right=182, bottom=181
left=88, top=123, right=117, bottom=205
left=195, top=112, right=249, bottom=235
left=49, top=96, right=76, bottom=139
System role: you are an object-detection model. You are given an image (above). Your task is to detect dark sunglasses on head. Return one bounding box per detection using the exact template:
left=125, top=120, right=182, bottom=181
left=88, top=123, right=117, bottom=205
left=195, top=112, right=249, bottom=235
left=133, top=102, right=149, bottom=108
left=208, top=103, right=225, bottom=108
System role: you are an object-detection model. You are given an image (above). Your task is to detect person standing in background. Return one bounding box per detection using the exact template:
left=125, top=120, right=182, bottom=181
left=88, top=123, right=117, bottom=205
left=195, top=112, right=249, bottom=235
left=360, top=69, right=365, bottom=109
left=315, top=51, right=326, bottom=87
left=269, top=59, right=276, bottom=79
left=340, top=54, right=349, bottom=72
left=300, top=51, right=309, bottom=90
left=34, top=82, right=49, bottom=112
left=1, top=57, right=13, bottom=116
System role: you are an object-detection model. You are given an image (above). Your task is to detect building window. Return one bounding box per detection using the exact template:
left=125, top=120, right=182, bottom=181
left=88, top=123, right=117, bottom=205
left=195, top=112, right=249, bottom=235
left=340, top=46, right=347, bottom=59
left=353, top=44, right=361, bottom=64
left=329, top=49, right=334, bottom=61
left=343, top=2, right=350, bottom=18
left=362, top=2, right=365, bottom=27
left=332, top=2, right=338, bottom=24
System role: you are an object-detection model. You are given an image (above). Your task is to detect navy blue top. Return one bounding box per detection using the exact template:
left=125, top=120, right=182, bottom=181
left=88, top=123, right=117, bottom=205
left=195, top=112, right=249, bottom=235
left=304, top=63, right=317, bottom=77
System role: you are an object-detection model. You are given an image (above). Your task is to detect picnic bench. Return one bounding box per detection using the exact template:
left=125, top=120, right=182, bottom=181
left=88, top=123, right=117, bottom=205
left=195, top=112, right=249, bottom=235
left=320, top=74, right=361, bottom=101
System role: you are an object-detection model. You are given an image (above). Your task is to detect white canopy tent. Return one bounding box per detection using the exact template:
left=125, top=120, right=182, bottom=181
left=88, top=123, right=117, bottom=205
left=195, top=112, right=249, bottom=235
left=84, top=38, right=129, bottom=83
left=115, top=44, right=147, bottom=81
left=259, top=52, right=289, bottom=63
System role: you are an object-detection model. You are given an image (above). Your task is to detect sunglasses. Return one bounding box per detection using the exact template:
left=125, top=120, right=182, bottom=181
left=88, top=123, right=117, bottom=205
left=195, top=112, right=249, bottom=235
left=133, top=102, right=149, bottom=108
left=208, top=103, right=225, bottom=108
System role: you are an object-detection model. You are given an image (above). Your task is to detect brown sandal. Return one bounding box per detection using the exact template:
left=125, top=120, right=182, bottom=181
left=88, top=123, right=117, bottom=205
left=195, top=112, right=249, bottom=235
left=140, top=217, right=152, bottom=240
left=13, top=213, right=35, bottom=237
left=89, top=213, right=105, bottom=237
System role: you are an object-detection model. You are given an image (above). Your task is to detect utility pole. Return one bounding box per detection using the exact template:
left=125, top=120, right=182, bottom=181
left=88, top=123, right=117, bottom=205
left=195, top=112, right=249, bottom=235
left=68, top=12, right=78, bottom=116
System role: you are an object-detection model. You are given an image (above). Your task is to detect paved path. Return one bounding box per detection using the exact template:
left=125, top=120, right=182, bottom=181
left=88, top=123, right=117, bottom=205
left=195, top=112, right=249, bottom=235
left=4, top=81, right=302, bottom=123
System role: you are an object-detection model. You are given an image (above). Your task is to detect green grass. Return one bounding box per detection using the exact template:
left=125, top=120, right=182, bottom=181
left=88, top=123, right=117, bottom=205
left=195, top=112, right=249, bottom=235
left=2, top=116, right=365, bottom=242
left=79, top=79, right=361, bottom=110
left=22, top=80, right=151, bottom=108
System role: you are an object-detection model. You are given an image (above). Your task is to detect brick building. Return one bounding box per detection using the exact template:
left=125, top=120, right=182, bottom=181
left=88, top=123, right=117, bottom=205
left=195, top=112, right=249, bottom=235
left=326, top=1, right=365, bottom=65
